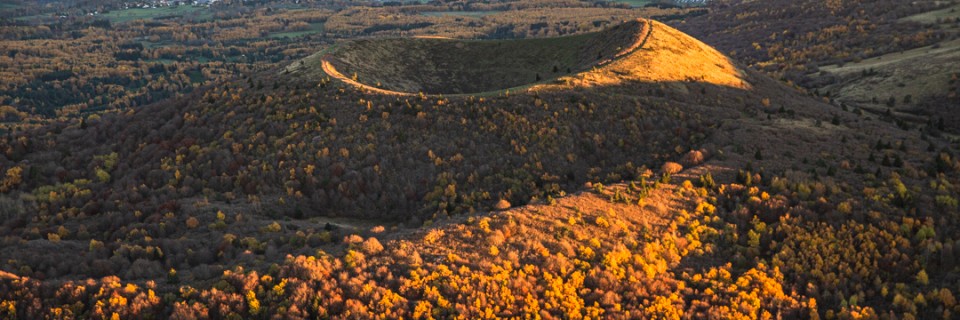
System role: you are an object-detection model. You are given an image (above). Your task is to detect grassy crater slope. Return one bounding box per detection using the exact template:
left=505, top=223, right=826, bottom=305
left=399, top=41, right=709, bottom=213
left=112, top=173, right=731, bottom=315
left=321, top=19, right=649, bottom=94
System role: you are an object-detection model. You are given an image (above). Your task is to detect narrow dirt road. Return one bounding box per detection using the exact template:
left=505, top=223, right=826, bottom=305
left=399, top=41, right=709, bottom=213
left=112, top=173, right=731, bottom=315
left=320, top=56, right=414, bottom=96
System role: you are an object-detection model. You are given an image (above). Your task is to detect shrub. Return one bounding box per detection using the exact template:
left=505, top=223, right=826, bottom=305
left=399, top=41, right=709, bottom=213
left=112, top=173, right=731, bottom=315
left=936, top=195, right=958, bottom=209
left=577, top=245, right=595, bottom=260
left=940, top=289, right=956, bottom=308
left=595, top=216, right=610, bottom=228
left=246, top=290, right=261, bottom=315
left=915, top=270, right=929, bottom=285
left=699, top=173, right=715, bottom=189
left=96, top=168, right=111, bottom=183
left=263, top=222, right=282, bottom=233
left=661, top=162, right=683, bottom=175
left=660, top=173, right=672, bottom=184
left=344, top=250, right=365, bottom=268
left=593, top=182, right=605, bottom=194
left=361, top=237, right=384, bottom=255
left=494, top=199, right=511, bottom=211
left=167, top=268, right=179, bottom=284
left=0, top=166, right=23, bottom=193
left=424, top=229, right=444, bottom=244
left=186, top=217, right=200, bottom=229
left=837, top=201, right=852, bottom=215
left=682, top=150, right=705, bottom=166
left=57, top=226, right=70, bottom=239
left=90, top=239, right=105, bottom=252
left=478, top=218, right=492, bottom=233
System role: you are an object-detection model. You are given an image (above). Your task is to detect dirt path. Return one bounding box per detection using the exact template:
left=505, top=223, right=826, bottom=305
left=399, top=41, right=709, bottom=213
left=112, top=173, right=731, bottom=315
left=320, top=56, right=415, bottom=96
left=597, top=19, right=652, bottom=67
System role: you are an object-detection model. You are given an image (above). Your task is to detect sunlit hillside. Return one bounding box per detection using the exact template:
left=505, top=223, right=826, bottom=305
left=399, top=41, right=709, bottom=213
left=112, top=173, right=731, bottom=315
left=553, top=20, right=749, bottom=90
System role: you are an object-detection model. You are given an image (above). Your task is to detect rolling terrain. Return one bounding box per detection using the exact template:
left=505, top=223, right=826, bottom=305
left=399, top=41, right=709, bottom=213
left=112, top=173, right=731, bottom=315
left=0, top=16, right=958, bottom=320
left=815, top=4, right=960, bottom=134
left=673, top=0, right=960, bottom=136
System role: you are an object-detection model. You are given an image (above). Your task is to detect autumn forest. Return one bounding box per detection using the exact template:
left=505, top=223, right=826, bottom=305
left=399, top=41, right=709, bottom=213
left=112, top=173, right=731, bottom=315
left=1, top=0, right=959, bottom=319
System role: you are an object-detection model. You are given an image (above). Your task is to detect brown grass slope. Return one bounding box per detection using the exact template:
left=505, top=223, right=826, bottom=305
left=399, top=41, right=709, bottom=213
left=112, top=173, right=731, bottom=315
left=536, top=19, right=750, bottom=91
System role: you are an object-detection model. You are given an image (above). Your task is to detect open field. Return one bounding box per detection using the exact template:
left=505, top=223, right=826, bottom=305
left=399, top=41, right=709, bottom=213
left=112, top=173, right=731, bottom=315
left=99, top=6, right=212, bottom=23
left=266, top=22, right=325, bottom=39
left=143, top=58, right=179, bottom=64
left=13, top=14, right=46, bottom=21
left=819, top=39, right=960, bottom=74
left=0, top=1, right=20, bottom=9
left=818, top=38, right=960, bottom=111
left=900, top=3, right=960, bottom=24
left=420, top=11, right=500, bottom=17
left=610, top=0, right=653, bottom=8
